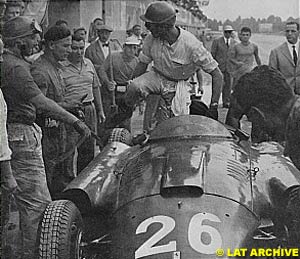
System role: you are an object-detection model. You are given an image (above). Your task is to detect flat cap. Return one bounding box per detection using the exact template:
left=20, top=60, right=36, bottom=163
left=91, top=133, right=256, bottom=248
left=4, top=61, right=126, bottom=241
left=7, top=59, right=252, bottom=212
left=97, top=24, right=113, bottom=32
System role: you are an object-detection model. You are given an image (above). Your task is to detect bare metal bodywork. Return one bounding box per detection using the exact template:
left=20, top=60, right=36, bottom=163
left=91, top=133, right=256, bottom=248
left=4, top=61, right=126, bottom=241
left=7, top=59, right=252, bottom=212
left=62, top=115, right=300, bottom=258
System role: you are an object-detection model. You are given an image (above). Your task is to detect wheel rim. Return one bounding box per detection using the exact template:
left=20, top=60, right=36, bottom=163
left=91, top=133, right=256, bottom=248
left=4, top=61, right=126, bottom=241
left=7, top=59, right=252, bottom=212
left=76, top=230, right=83, bottom=259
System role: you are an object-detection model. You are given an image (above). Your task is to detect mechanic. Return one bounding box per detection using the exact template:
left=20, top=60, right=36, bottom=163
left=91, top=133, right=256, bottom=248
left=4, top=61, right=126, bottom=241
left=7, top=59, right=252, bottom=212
left=1, top=16, right=90, bottom=258
left=225, top=65, right=300, bottom=241
left=61, top=34, right=105, bottom=176
left=226, top=65, right=300, bottom=242
left=111, top=1, right=223, bottom=126
left=31, top=25, right=81, bottom=196
left=225, top=65, right=293, bottom=146
left=102, top=36, right=140, bottom=132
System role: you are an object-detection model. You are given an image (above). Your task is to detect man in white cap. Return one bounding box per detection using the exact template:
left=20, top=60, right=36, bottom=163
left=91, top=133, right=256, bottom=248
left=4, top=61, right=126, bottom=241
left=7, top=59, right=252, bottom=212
left=101, top=37, right=140, bottom=135
left=211, top=25, right=237, bottom=108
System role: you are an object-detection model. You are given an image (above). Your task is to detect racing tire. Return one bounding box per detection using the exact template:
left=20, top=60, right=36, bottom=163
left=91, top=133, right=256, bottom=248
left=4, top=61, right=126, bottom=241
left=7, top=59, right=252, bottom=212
left=107, top=127, right=132, bottom=145
left=38, top=200, right=83, bottom=259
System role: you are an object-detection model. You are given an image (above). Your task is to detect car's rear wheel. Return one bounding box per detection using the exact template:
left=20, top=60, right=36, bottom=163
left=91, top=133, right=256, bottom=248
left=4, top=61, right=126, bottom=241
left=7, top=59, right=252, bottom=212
left=38, top=200, right=83, bottom=259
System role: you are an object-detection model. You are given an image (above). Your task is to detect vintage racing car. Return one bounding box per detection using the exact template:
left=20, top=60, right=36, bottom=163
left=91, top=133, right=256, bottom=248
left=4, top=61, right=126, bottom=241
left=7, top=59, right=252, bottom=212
left=38, top=115, right=300, bottom=259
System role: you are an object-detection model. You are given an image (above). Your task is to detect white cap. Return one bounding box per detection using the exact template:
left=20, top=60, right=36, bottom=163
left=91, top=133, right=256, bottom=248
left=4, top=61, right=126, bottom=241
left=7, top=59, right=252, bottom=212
left=223, top=25, right=234, bottom=31
left=124, top=36, right=140, bottom=45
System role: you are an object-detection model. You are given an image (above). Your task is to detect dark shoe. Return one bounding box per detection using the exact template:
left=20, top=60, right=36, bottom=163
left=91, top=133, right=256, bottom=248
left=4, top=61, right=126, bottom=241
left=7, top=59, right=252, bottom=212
left=222, top=103, right=230, bottom=108
left=105, top=98, right=133, bottom=129
left=208, top=104, right=219, bottom=120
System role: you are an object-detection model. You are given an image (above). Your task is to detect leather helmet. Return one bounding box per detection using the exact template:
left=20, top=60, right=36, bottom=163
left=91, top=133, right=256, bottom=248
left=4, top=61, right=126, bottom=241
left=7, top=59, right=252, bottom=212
left=2, top=16, right=42, bottom=40
left=140, top=1, right=176, bottom=24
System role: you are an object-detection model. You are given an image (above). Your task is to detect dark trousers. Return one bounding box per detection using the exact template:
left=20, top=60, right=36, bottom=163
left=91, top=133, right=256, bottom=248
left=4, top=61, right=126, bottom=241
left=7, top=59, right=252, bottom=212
left=64, top=103, right=96, bottom=183
left=222, top=71, right=232, bottom=105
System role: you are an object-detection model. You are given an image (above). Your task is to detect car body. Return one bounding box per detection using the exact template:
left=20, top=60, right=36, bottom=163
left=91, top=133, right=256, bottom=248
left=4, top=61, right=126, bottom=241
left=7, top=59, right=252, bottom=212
left=38, top=115, right=300, bottom=259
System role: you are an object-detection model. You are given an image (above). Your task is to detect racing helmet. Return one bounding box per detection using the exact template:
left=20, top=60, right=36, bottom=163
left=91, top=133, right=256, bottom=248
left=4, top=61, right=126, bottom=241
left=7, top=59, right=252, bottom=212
left=140, top=1, right=177, bottom=24
left=2, top=16, right=42, bottom=40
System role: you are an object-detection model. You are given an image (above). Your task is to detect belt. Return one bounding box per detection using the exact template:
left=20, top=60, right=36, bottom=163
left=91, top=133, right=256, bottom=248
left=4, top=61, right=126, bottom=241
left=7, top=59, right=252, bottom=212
left=116, top=84, right=127, bottom=93
left=153, top=67, right=189, bottom=82
left=82, top=101, right=93, bottom=106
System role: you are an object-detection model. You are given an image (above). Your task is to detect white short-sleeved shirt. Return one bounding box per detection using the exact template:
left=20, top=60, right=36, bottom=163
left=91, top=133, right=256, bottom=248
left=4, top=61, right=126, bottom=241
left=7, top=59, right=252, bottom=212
left=139, top=27, right=218, bottom=80
left=0, top=88, right=12, bottom=161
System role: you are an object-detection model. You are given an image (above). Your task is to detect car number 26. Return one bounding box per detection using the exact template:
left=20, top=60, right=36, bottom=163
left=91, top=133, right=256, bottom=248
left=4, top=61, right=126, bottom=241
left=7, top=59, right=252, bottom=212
left=135, top=213, right=222, bottom=258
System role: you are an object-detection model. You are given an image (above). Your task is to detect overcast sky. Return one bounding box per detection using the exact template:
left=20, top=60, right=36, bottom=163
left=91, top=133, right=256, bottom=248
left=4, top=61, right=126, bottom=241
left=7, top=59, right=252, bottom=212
left=202, top=0, right=300, bottom=21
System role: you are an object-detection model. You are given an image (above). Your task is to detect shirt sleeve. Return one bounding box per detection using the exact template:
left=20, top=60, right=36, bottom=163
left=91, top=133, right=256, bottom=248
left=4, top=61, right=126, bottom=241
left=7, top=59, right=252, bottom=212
left=191, top=42, right=218, bottom=73
left=12, top=64, right=42, bottom=100
left=31, top=64, right=50, bottom=96
left=138, top=35, right=153, bottom=64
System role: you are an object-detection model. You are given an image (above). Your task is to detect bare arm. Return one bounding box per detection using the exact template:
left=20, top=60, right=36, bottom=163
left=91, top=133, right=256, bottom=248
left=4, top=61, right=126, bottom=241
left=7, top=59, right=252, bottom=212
left=196, top=69, right=204, bottom=93
left=209, top=67, right=223, bottom=104
left=254, top=45, right=261, bottom=66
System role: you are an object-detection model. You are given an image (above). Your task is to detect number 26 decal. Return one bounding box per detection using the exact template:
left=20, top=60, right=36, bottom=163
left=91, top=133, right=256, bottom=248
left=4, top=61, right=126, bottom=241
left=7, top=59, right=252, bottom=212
left=135, top=213, right=222, bottom=259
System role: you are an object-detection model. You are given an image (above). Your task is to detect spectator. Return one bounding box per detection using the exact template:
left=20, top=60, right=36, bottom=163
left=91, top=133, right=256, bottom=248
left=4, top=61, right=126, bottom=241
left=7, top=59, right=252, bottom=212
left=31, top=25, right=83, bottom=196
left=0, top=0, right=6, bottom=19
left=73, top=26, right=87, bottom=41
left=61, top=35, right=105, bottom=176
left=1, top=16, right=90, bottom=259
left=126, top=28, right=133, bottom=37
left=55, top=19, right=68, bottom=29
left=229, top=26, right=261, bottom=89
left=88, top=17, right=104, bottom=43
left=4, top=0, right=21, bottom=21
left=211, top=25, right=237, bottom=108
left=131, top=24, right=142, bottom=43
left=103, top=36, right=140, bottom=132
left=85, top=24, right=122, bottom=86
left=269, top=21, right=300, bottom=94
left=110, top=1, right=222, bottom=126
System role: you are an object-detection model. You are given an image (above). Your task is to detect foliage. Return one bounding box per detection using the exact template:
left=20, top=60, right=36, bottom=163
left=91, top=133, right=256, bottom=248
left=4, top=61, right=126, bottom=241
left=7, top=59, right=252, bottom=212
left=169, top=0, right=207, bottom=21
left=207, top=15, right=300, bottom=33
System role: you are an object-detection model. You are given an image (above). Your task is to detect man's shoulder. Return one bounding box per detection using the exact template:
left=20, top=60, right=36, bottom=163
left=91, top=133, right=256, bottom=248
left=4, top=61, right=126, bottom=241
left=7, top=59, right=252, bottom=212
left=3, top=52, right=26, bottom=67
left=109, top=38, right=122, bottom=49
left=272, top=42, right=287, bottom=52
left=31, top=55, right=53, bottom=74
left=213, top=36, right=223, bottom=43
left=180, top=28, right=202, bottom=47
left=83, top=57, right=95, bottom=68
left=86, top=40, right=98, bottom=51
